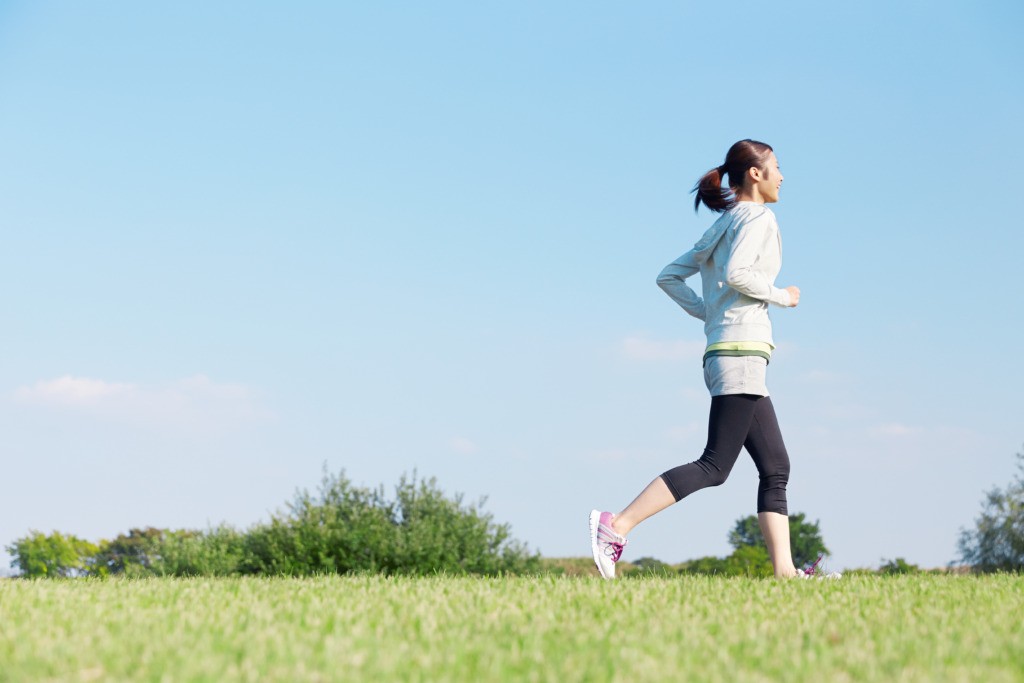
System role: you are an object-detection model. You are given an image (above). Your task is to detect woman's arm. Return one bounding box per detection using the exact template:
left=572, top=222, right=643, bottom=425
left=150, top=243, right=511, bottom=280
left=657, top=251, right=706, bottom=321
left=724, top=216, right=793, bottom=307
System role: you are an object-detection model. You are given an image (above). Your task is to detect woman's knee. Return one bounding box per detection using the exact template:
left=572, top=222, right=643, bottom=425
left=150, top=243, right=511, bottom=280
left=769, top=459, right=790, bottom=482
left=706, top=470, right=730, bottom=487
left=759, top=447, right=790, bottom=481
left=697, top=451, right=733, bottom=486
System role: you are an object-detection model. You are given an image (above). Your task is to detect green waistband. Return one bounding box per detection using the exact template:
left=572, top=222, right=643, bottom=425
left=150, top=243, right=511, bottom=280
left=702, top=348, right=772, bottom=365
left=702, top=341, right=773, bottom=366
left=705, top=341, right=774, bottom=354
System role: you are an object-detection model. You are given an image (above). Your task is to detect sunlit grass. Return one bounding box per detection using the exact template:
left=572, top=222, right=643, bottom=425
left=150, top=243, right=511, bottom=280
left=1, top=574, right=1022, bottom=682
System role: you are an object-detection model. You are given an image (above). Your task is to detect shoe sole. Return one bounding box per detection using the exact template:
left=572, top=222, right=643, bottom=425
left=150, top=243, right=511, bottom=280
left=588, top=509, right=614, bottom=579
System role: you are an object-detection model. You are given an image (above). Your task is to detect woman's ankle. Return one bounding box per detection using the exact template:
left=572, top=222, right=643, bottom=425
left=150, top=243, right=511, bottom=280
left=610, top=514, right=630, bottom=537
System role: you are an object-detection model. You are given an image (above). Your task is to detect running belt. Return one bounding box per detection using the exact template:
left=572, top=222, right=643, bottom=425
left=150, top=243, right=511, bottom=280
left=702, top=341, right=773, bottom=366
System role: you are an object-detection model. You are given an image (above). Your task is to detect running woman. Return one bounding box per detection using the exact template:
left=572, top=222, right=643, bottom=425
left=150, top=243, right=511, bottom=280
left=590, top=139, right=807, bottom=579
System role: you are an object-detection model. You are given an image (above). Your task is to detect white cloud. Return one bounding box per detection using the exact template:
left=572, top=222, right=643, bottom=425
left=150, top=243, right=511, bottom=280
left=622, top=335, right=704, bottom=361
left=449, top=436, right=478, bottom=455
left=16, top=376, right=133, bottom=405
left=13, top=374, right=270, bottom=431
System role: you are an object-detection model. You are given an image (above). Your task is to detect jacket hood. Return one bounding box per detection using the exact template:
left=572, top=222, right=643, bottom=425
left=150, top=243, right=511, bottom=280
left=690, top=204, right=769, bottom=264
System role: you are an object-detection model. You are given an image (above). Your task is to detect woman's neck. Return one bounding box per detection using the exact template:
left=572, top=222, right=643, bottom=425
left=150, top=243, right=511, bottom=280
left=733, top=187, right=765, bottom=204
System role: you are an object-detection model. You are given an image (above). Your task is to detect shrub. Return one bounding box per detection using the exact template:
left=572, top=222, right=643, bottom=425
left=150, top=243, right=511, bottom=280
left=94, top=527, right=168, bottom=576
left=539, top=557, right=627, bottom=577
left=240, top=470, right=399, bottom=575
left=722, top=544, right=773, bottom=577
left=728, top=513, right=829, bottom=568
left=390, top=473, right=537, bottom=575
left=623, top=557, right=675, bottom=577
left=6, top=531, right=98, bottom=578
left=151, top=526, right=245, bottom=577
left=879, top=557, right=921, bottom=575
left=6, top=469, right=539, bottom=578
left=958, top=447, right=1024, bottom=573
left=675, top=512, right=829, bottom=577
left=241, top=469, right=540, bottom=576
left=675, top=547, right=773, bottom=577
left=677, top=555, right=729, bottom=576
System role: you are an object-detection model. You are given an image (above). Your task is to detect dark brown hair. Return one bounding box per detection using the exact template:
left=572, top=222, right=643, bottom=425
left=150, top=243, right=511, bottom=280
left=692, top=139, right=774, bottom=213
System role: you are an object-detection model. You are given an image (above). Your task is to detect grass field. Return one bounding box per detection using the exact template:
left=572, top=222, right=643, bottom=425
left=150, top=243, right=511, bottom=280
left=1, top=573, right=1022, bottom=682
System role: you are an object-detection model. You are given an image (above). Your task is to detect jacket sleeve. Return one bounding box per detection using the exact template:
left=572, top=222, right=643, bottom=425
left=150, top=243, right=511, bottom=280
left=657, top=250, right=706, bottom=321
left=724, top=215, right=792, bottom=307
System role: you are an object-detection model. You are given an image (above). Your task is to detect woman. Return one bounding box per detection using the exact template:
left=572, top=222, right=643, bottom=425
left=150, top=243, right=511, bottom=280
left=589, top=139, right=808, bottom=579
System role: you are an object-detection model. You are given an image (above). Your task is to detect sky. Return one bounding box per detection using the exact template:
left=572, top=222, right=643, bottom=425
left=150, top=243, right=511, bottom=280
left=1, top=1, right=1022, bottom=573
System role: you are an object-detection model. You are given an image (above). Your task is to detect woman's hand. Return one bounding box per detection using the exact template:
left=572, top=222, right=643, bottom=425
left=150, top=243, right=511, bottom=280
left=784, top=286, right=801, bottom=307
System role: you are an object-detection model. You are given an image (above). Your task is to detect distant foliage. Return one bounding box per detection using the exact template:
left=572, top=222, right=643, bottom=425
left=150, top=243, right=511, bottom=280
left=627, top=512, right=829, bottom=578
left=6, top=531, right=98, bottom=578
left=728, top=513, right=829, bottom=568
left=539, top=557, right=609, bottom=577
left=6, top=469, right=539, bottom=578
left=675, top=555, right=729, bottom=576
left=242, top=470, right=539, bottom=576
left=879, top=557, right=921, bottom=575
left=94, top=527, right=169, bottom=577
left=624, top=557, right=675, bottom=577
left=240, top=473, right=397, bottom=576
left=958, top=448, right=1024, bottom=573
left=676, top=545, right=773, bottom=578
left=725, top=544, right=775, bottom=576
left=152, top=526, right=246, bottom=577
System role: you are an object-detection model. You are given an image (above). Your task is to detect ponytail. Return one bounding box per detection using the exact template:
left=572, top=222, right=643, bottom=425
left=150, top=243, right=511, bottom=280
left=692, top=140, right=774, bottom=213
left=692, top=165, right=732, bottom=213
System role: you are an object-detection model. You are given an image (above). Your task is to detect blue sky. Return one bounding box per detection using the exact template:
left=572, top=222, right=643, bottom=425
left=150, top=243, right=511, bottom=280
left=1, top=2, right=1022, bottom=572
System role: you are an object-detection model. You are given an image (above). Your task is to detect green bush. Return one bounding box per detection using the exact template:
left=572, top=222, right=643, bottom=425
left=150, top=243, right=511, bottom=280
left=623, top=556, right=675, bottom=577
left=390, top=473, right=538, bottom=575
left=728, top=513, right=829, bottom=568
left=241, top=470, right=539, bottom=576
left=94, top=527, right=168, bottom=576
left=677, top=555, right=729, bottom=575
left=722, top=544, right=774, bottom=577
left=538, top=557, right=612, bottom=576
left=240, top=470, right=399, bottom=575
left=89, top=527, right=246, bottom=578
left=675, top=546, right=773, bottom=577
left=879, top=557, right=921, bottom=575
left=673, top=512, right=827, bottom=577
left=151, top=526, right=246, bottom=577
left=7, top=470, right=539, bottom=579
left=6, top=531, right=98, bottom=578
left=959, top=447, right=1024, bottom=573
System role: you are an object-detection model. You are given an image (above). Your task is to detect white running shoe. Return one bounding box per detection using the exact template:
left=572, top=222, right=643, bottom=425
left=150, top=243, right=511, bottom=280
left=589, top=510, right=627, bottom=579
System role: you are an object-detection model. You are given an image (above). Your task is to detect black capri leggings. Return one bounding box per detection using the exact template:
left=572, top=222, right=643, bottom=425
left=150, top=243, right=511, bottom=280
left=660, top=394, right=790, bottom=515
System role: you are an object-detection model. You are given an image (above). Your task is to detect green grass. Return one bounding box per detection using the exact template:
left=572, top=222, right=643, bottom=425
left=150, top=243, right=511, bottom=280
left=1, top=574, right=1022, bottom=682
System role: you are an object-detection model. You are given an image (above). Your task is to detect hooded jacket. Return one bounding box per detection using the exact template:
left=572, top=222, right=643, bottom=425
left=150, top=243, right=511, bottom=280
left=657, top=202, right=791, bottom=347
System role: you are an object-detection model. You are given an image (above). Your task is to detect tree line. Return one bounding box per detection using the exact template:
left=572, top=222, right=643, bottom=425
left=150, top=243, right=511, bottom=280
left=6, top=470, right=541, bottom=578
left=7, top=447, right=1023, bottom=578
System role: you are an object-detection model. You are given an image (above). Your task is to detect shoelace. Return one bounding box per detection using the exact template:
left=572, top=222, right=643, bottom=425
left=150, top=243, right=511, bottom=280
left=603, top=541, right=625, bottom=562
left=803, top=554, right=824, bottom=576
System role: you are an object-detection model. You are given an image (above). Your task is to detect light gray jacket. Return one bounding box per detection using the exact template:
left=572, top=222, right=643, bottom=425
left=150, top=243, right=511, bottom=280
left=657, top=202, right=791, bottom=346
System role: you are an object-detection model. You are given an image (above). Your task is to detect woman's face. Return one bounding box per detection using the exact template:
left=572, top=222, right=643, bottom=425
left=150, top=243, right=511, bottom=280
left=755, top=152, right=784, bottom=203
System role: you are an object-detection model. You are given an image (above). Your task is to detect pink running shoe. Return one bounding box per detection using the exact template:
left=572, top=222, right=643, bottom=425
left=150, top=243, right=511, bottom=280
left=589, top=510, right=627, bottom=579
left=798, top=554, right=842, bottom=579
left=802, top=554, right=825, bottom=576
